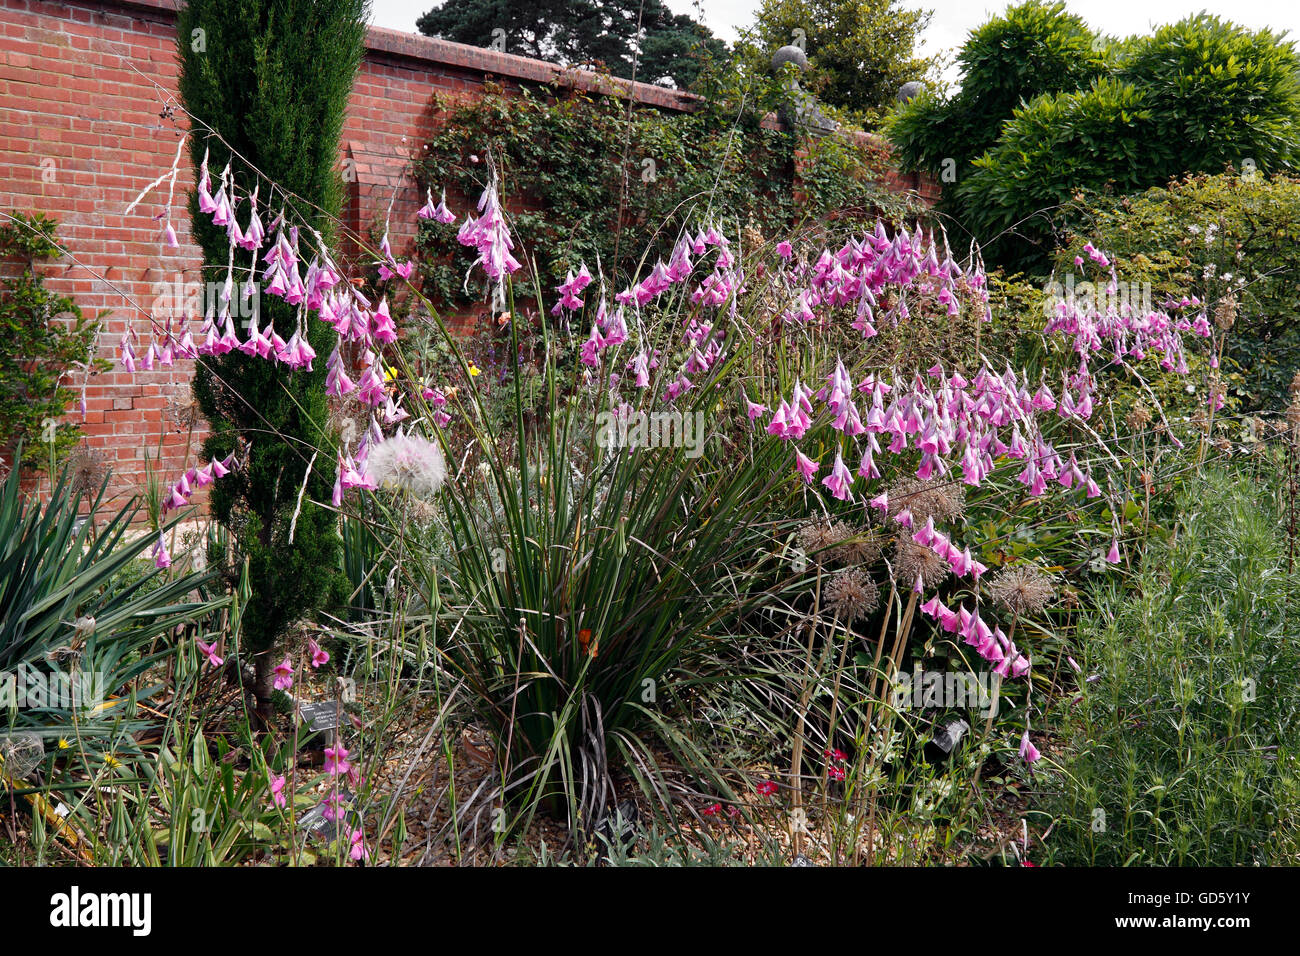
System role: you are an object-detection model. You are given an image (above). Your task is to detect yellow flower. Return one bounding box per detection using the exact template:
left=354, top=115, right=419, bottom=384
left=383, top=365, right=399, bottom=383
left=467, top=363, right=481, bottom=378
left=103, top=754, right=121, bottom=769
left=58, top=738, right=71, bottom=750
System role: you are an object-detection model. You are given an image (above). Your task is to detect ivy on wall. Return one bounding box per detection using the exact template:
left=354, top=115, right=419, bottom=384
left=412, top=69, right=925, bottom=316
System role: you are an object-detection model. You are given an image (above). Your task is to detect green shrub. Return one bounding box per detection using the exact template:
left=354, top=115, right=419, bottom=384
left=1056, top=171, right=1300, bottom=410
left=889, top=9, right=1300, bottom=273
left=1042, top=463, right=1300, bottom=865
left=961, top=78, right=1159, bottom=267
left=886, top=1, right=1110, bottom=178
left=959, top=15, right=1300, bottom=270
left=0, top=213, right=108, bottom=469
left=1122, top=16, right=1300, bottom=182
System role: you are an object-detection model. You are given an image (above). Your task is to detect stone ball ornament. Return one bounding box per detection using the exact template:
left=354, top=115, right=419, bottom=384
left=896, top=81, right=925, bottom=104
left=771, top=45, right=810, bottom=74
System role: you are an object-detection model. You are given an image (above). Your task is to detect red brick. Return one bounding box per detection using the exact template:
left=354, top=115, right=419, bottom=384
left=5, top=0, right=930, bottom=510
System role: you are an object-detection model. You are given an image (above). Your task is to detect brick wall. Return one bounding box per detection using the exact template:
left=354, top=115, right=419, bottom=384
left=0, top=0, right=937, bottom=503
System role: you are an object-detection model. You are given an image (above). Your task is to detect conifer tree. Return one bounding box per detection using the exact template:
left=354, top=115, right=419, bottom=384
left=177, top=0, right=368, bottom=714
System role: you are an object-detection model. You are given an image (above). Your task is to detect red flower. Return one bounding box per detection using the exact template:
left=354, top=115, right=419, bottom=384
left=828, top=766, right=846, bottom=781
left=824, top=748, right=847, bottom=763
left=701, top=802, right=721, bottom=817
left=756, top=780, right=778, bottom=797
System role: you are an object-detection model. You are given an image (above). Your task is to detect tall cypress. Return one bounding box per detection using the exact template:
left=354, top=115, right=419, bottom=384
left=177, top=0, right=368, bottom=714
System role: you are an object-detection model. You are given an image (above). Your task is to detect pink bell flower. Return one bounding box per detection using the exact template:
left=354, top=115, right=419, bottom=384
left=821, top=451, right=854, bottom=501
left=324, top=744, right=352, bottom=777
left=1019, top=730, right=1041, bottom=764
left=269, top=774, right=287, bottom=810
left=196, top=638, right=223, bottom=668
left=308, top=639, right=330, bottom=670
left=273, top=656, right=294, bottom=691
left=794, top=449, right=818, bottom=484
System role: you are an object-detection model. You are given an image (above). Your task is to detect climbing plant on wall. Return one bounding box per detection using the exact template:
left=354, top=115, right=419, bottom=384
left=412, top=69, right=924, bottom=315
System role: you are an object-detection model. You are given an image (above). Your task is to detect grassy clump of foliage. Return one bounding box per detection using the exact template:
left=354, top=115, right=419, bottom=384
left=1043, top=463, right=1300, bottom=865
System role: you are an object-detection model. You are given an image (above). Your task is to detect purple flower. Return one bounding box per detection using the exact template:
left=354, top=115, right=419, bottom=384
left=270, top=774, right=287, bottom=809
left=821, top=450, right=854, bottom=501
left=1020, top=731, right=1041, bottom=764
left=196, top=639, right=223, bottom=668
left=308, top=639, right=330, bottom=670
left=273, top=656, right=294, bottom=692
left=794, top=449, right=818, bottom=484
left=324, top=744, right=352, bottom=777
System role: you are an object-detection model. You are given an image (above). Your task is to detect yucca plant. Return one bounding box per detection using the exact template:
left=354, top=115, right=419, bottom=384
left=362, top=273, right=804, bottom=838
left=0, top=456, right=223, bottom=752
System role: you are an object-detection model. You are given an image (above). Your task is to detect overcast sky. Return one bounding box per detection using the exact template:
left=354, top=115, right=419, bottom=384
left=371, top=0, right=1300, bottom=83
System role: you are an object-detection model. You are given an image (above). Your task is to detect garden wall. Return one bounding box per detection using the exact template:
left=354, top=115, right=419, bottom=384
left=0, top=0, right=937, bottom=501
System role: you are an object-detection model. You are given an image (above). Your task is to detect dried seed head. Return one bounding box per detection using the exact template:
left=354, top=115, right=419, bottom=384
left=167, top=384, right=204, bottom=431
left=988, top=565, right=1055, bottom=617
left=824, top=568, right=880, bottom=623
left=894, top=539, right=949, bottom=589
left=67, top=442, right=108, bottom=498
left=406, top=496, right=438, bottom=526
left=833, top=528, right=884, bottom=567
left=886, top=476, right=966, bottom=526
left=1214, top=294, right=1237, bottom=330
left=366, top=432, right=447, bottom=497
left=1125, top=402, right=1152, bottom=432
left=798, top=518, right=853, bottom=565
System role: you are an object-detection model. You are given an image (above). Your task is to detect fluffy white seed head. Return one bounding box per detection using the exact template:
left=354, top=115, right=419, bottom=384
left=366, top=432, right=447, bottom=497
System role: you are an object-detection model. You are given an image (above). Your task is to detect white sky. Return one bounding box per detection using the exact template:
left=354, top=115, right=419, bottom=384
left=370, top=0, right=1300, bottom=83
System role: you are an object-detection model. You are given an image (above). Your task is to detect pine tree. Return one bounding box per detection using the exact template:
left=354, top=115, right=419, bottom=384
left=177, top=0, right=367, bottom=715
left=416, top=0, right=725, bottom=88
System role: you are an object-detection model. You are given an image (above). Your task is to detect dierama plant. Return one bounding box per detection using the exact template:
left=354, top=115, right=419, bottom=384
left=114, top=113, right=1210, bottom=850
